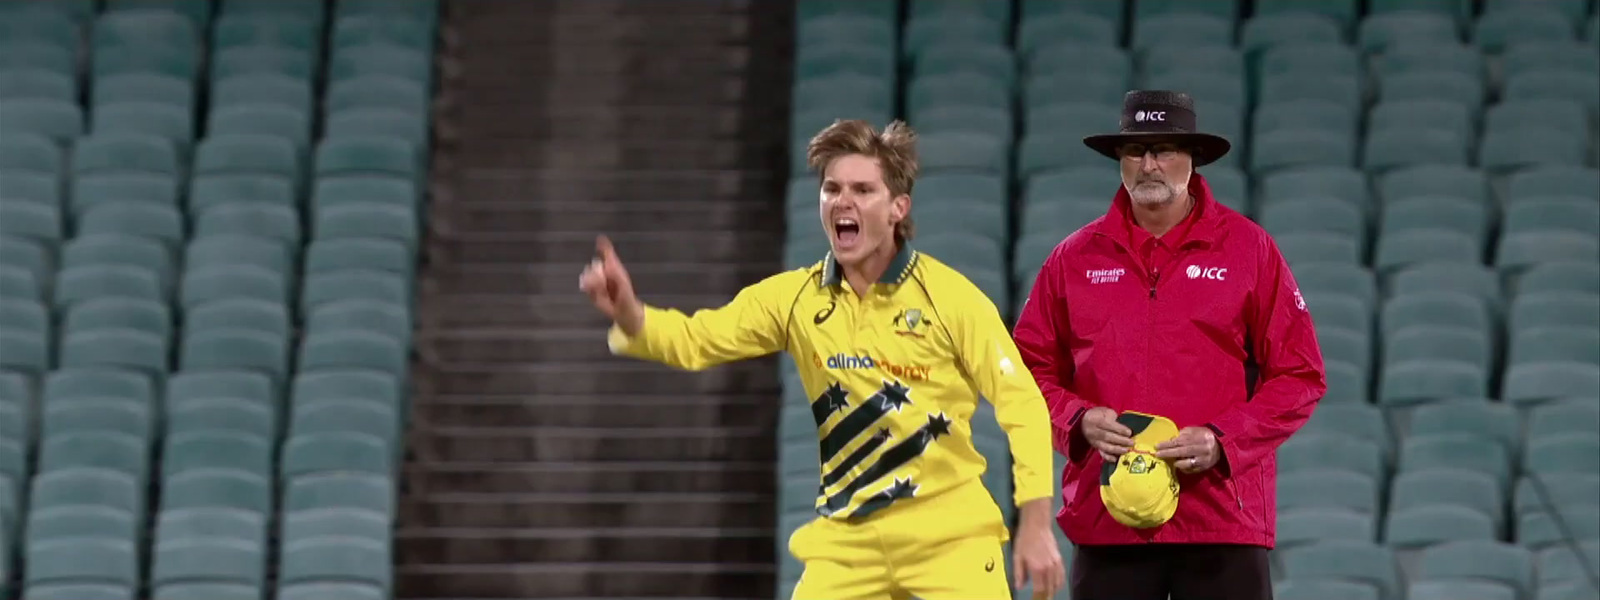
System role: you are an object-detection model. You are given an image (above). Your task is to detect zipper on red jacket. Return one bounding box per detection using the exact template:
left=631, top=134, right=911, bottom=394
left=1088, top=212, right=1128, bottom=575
left=1149, top=269, right=1159, bottom=299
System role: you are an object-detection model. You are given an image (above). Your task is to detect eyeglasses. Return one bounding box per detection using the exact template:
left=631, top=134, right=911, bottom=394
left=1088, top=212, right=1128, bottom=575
left=1118, top=143, right=1187, bottom=162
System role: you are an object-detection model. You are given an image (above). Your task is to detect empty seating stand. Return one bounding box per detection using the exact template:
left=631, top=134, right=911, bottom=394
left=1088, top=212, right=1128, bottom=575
left=784, top=1, right=1598, bottom=598
left=0, top=0, right=436, bottom=599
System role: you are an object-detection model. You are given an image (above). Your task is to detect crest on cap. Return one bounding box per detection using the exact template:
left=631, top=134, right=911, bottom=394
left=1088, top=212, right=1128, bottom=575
left=1082, top=90, right=1233, bottom=167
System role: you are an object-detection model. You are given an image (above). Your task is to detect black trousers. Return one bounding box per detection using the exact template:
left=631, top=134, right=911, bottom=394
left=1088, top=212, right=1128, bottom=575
left=1069, top=543, right=1273, bottom=600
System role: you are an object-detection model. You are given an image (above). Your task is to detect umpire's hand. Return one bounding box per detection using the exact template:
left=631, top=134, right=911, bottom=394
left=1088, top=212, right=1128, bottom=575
left=1156, top=427, right=1222, bottom=474
left=1080, top=406, right=1134, bottom=462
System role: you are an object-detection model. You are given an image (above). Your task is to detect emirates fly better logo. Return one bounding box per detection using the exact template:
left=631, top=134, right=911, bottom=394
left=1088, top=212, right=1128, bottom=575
left=1085, top=268, right=1124, bottom=284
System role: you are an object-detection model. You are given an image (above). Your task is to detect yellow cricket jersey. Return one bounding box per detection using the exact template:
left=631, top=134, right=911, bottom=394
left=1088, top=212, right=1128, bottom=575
left=607, top=244, right=1055, bottom=523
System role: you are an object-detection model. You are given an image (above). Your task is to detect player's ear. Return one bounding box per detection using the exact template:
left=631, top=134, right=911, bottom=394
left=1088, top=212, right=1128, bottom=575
left=890, top=193, right=910, bottom=222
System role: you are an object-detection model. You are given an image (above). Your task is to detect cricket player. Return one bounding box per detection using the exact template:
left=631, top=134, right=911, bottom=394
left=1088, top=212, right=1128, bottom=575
left=579, top=119, right=1064, bottom=599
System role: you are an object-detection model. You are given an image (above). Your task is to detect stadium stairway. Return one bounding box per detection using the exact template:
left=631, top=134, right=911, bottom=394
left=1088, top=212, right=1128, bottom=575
left=398, top=0, right=791, bottom=598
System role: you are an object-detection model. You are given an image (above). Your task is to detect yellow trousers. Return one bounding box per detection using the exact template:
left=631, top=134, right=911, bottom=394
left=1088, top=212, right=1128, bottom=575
left=788, top=478, right=1013, bottom=600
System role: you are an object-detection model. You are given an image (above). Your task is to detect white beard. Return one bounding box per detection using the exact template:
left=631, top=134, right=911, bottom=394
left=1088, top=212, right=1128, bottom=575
left=1128, top=180, right=1183, bottom=207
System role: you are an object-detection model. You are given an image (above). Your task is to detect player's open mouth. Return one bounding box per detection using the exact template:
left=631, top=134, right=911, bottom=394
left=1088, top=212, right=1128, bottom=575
left=834, top=218, right=859, bottom=247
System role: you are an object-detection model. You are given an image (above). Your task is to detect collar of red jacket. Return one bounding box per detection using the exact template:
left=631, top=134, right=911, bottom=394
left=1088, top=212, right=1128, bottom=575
left=1091, top=172, right=1225, bottom=248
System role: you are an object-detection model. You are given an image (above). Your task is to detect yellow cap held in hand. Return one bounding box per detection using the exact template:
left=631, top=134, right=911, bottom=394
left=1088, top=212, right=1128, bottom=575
left=1099, top=411, right=1181, bottom=529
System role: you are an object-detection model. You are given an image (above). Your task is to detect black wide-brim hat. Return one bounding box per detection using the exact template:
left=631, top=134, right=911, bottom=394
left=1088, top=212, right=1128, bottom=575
left=1082, top=90, right=1233, bottom=167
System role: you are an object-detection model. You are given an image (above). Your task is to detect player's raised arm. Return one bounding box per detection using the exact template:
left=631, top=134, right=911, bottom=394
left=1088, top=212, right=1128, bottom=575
left=579, top=234, right=789, bottom=371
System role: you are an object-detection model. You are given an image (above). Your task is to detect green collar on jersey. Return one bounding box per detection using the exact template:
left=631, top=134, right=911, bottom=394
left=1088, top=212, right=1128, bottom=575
left=820, top=243, right=919, bottom=288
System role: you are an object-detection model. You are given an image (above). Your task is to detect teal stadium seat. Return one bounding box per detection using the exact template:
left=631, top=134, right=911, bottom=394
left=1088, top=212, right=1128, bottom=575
left=1132, top=13, right=1235, bottom=51
left=150, top=509, right=268, bottom=588
left=307, top=301, right=411, bottom=345
left=180, top=265, right=290, bottom=309
left=1380, top=197, right=1489, bottom=243
left=797, top=43, right=893, bottom=81
left=1279, top=432, right=1388, bottom=483
left=208, top=105, right=312, bottom=151
left=196, top=203, right=303, bottom=246
left=154, top=584, right=264, bottom=600
left=210, top=46, right=315, bottom=82
left=1507, top=166, right=1600, bottom=206
left=277, top=537, right=391, bottom=597
left=0, top=38, right=76, bottom=78
left=283, top=473, right=395, bottom=516
left=1279, top=541, right=1402, bottom=600
left=1278, top=508, right=1376, bottom=547
left=188, top=174, right=296, bottom=214
left=1389, top=264, right=1504, bottom=313
left=166, top=369, right=277, bottom=413
left=289, top=400, right=400, bottom=454
left=220, top=0, right=328, bottom=22
left=277, top=583, right=386, bottom=600
left=71, top=171, right=181, bottom=220
left=0, top=132, right=65, bottom=174
left=0, top=208, right=61, bottom=264
left=1242, top=13, right=1343, bottom=57
left=903, top=18, right=1004, bottom=60
left=0, top=68, right=75, bottom=102
left=188, top=298, right=291, bottom=338
left=167, top=395, right=276, bottom=442
left=1278, top=469, right=1380, bottom=516
left=329, top=44, right=431, bottom=84
left=91, top=102, right=195, bottom=147
left=283, top=508, right=389, bottom=543
left=316, top=136, right=420, bottom=180
left=77, top=204, right=185, bottom=249
left=0, top=99, right=84, bottom=143
left=59, top=328, right=170, bottom=380
left=212, top=73, right=314, bottom=116
left=1256, top=100, right=1359, bottom=142
left=42, top=397, right=154, bottom=441
left=0, top=5, right=80, bottom=51
left=29, top=467, right=143, bottom=516
left=24, top=506, right=137, bottom=545
left=179, top=328, right=291, bottom=383
left=211, top=13, right=320, bottom=53
left=1276, top=580, right=1381, bottom=600
left=92, top=72, right=193, bottom=114
left=105, top=0, right=213, bottom=26
left=24, top=536, right=140, bottom=589
left=22, top=583, right=136, bottom=600
left=1027, top=42, right=1129, bottom=85
left=1477, top=9, right=1577, bottom=54
left=161, top=471, right=272, bottom=516
left=195, top=134, right=302, bottom=184
left=161, top=432, right=274, bottom=483
left=304, top=239, right=414, bottom=278
left=326, top=75, right=431, bottom=117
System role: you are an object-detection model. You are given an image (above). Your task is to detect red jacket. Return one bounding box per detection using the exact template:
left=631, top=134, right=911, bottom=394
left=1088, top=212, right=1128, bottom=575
left=1012, top=173, right=1327, bottom=548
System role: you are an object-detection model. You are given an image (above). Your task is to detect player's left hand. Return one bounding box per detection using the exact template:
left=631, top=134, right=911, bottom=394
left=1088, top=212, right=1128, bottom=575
left=1013, top=500, right=1065, bottom=598
left=1155, top=426, right=1222, bottom=473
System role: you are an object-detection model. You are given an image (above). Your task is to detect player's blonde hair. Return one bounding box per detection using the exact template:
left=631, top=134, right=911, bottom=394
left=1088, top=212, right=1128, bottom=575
left=806, top=119, right=919, bottom=244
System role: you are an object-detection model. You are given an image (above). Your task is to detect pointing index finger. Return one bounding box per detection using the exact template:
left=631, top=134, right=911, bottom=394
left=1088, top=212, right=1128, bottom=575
left=596, top=235, right=626, bottom=273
